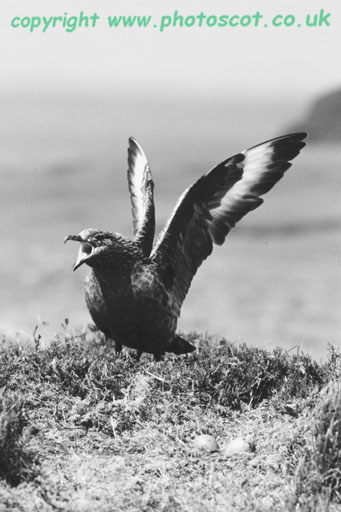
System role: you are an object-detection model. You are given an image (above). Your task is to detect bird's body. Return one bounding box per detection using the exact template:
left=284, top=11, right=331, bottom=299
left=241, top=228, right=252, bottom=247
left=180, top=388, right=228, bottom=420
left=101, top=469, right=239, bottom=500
left=83, top=235, right=177, bottom=357
left=65, top=133, right=307, bottom=358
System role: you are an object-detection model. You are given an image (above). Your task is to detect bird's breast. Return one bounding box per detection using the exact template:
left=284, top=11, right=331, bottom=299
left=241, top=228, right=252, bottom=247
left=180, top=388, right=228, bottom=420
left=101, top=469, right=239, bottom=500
left=84, top=263, right=176, bottom=350
left=130, top=261, right=171, bottom=307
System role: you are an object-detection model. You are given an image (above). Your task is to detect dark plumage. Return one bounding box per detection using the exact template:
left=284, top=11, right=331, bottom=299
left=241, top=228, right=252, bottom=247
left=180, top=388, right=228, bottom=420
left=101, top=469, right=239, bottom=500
left=65, top=133, right=307, bottom=358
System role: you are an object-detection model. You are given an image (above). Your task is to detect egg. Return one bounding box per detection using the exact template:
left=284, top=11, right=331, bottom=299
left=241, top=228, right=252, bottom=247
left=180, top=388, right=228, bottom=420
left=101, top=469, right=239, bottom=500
left=192, top=434, right=219, bottom=452
left=223, top=437, right=255, bottom=456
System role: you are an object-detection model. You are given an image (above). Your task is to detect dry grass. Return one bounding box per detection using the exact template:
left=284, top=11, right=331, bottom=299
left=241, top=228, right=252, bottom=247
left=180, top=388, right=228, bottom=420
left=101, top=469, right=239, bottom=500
left=0, top=327, right=340, bottom=511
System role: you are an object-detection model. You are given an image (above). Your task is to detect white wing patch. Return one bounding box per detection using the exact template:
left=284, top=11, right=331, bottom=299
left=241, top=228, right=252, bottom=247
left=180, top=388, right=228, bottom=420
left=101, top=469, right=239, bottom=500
left=127, top=137, right=151, bottom=235
left=127, top=137, right=155, bottom=255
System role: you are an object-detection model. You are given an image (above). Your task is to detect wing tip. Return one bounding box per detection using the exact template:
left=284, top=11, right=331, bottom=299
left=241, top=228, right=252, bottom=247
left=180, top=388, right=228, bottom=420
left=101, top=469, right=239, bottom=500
left=280, top=131, right=308, bottom=139
left=247, top=131, right=308, bottom=152
left=276, top=131, right=308, bottom=150
left=271, top=132, right=308, bottom=143
left=128, top=135, right=138, bottom=146
left=127, top=137, right=150, bottom=171
left=128, top=136, right=144, bottom=154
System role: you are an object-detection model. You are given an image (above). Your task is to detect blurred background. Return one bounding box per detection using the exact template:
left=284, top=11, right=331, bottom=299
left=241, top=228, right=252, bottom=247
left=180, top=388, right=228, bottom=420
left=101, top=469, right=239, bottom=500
left=1, top=0, right=340, bottom=359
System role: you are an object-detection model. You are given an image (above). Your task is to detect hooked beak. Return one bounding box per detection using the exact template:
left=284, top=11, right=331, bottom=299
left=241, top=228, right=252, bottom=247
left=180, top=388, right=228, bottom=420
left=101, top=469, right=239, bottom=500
left=64, top=235, right=94, bottom=271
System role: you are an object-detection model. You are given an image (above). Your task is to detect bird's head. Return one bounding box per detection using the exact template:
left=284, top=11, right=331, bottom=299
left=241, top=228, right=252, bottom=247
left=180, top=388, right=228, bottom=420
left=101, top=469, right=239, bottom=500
left=64, top=228, right=121, bottom=271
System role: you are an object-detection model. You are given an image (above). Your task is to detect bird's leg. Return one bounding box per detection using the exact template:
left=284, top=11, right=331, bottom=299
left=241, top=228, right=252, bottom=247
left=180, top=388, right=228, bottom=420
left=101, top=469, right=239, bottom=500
left=105, top=337, right=114, bottom=349
left=106, top=337, right=122, bottom=356
left=114, top=341, right=123, bottom=355
left=135, top=350, right=143, bottom=361
left=153, top=352, right=164, bottom=362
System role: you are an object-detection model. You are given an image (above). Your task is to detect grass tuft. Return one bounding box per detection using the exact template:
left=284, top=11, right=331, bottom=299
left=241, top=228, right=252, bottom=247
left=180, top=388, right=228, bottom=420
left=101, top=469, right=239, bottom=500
left=0, top=391, right=39, bottom=486
left=315, top=384, right=341, bottom=500
left=292, top=345, right=341, bottom=510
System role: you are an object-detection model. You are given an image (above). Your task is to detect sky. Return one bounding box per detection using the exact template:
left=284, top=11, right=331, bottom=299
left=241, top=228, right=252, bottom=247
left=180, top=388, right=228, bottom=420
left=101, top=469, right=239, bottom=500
left=0, top=0, right=340, bottom=100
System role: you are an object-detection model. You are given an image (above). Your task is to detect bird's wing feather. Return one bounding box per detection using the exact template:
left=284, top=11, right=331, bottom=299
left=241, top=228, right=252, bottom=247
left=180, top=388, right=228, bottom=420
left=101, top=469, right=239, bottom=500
left=127, top=137, right=155, bottom=256
left=151, top=132, right=307, bottom=315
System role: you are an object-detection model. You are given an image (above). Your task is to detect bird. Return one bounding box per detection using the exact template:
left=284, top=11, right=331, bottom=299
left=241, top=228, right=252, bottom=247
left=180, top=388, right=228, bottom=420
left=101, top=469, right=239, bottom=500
left=65, top=133, right=307, bottom=359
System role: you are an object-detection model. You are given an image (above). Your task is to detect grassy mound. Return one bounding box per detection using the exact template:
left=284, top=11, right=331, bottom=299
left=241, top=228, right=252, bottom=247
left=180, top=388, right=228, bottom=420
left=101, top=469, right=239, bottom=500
left=0, top=328, right=340, bottom=511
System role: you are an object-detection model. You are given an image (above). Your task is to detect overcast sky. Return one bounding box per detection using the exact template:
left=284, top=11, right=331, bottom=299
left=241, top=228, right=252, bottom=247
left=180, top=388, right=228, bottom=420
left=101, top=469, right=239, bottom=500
left=1, top=0, right=340, bottom=99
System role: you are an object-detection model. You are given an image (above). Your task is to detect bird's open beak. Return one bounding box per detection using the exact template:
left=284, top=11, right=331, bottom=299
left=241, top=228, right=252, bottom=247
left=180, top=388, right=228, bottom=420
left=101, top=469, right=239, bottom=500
left=64, top=234, right=83, bottom=244
left=64, top=235, right=94, bottom=272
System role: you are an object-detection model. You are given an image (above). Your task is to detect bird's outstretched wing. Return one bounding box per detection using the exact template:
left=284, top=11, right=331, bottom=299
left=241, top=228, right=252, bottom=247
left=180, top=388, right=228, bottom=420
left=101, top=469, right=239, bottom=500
left=151, top=132, right=307, bottom=315
left=127, top=137, right=155, bottom=256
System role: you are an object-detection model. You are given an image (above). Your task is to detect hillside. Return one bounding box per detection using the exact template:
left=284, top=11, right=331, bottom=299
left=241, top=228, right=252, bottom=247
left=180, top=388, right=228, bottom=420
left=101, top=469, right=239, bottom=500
left=1, top=328, right=341, bottom=511
left=291, top=88, right=341, bottom=142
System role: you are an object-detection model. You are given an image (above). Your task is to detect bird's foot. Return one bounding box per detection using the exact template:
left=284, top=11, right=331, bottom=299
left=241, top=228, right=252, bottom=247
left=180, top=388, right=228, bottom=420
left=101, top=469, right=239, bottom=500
left=105, top=338, right=123, bottom=357
left=153, top=352, right=164, bottom=362
left=135, top=350, right=143, bottom=361
left=114, top=341, right=123, bottom=355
